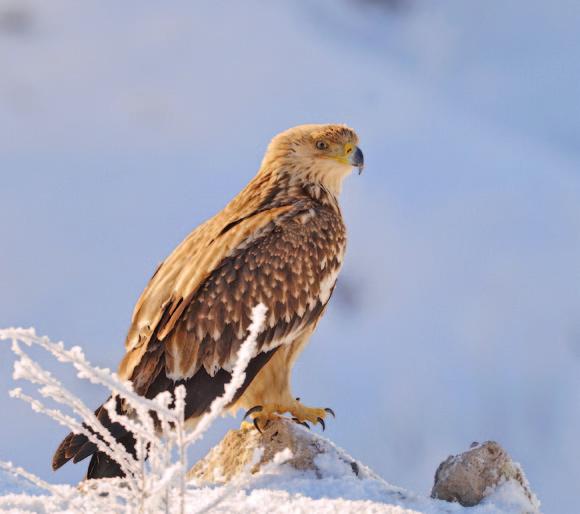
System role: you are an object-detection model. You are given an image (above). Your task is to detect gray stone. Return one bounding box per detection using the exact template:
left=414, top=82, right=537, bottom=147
left=432, top=441, right=538, bottom=509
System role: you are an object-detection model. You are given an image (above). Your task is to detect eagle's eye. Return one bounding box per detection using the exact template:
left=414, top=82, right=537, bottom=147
left=315, top=140, right=328, bottom=150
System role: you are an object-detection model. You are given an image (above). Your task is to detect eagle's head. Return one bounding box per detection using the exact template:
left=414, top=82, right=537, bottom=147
left=260, top=124, right=364, bottom=196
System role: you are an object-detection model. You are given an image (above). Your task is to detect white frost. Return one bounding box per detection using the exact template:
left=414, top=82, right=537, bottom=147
left=0, top=304, right=268, bottom=514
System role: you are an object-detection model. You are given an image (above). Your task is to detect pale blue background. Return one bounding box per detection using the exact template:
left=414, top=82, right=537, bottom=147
left=1, top=1, right=579, bottom=512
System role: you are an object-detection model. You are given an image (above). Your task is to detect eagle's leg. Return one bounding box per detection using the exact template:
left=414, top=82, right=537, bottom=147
left=235, top=329, right=335, bottom=431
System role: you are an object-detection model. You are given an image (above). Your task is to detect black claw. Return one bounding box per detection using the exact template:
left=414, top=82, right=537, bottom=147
left=324, top=408, right=336, bottom=418
left=253, top=417, right=263, bottom=434
left=292, top=417, right=311, bottom=430
left=317, top=417, right=326, bottom=431
left=295, top=397, right=301, bottom=401
left=244, top=405, right=263, bottom=420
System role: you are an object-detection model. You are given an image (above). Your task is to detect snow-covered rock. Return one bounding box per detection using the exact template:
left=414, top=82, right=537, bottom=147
left=189, top=417, right=361, bottom=483
left=432, top=441, right=540, bottom=512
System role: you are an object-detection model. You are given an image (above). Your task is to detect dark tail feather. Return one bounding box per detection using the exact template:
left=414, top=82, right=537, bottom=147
left=52, top=346, right=279, bottom=479
left=52, top=397, right=135, bottom=479
left=86, top=450, right=126, bottom=479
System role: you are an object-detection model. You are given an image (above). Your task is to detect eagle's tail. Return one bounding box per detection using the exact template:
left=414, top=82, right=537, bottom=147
left=52, top=397, right=136, bottom=479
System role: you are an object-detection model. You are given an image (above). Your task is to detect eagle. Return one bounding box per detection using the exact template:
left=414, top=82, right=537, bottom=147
left=52, top=123, right=364, bottom=479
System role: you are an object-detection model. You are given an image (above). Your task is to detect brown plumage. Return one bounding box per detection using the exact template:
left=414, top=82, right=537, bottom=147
left=52, top=123, right=364, bottom=479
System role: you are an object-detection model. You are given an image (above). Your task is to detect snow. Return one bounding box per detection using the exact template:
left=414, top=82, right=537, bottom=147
left=0, top=437, right=539, bottom=514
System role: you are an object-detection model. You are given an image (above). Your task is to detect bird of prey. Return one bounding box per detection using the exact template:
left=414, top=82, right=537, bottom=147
left=52, top=123, right=364, bottom=479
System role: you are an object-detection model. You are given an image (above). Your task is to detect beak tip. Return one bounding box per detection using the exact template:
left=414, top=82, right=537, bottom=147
left=350, top=146, right=364, bottom=174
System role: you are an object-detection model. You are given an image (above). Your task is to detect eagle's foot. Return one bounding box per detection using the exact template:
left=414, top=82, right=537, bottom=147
left=242, top=404, right=285, bottom=433
left=288, top=400, right=335, bottom=431
left=242, top=401, right=335, bottom=432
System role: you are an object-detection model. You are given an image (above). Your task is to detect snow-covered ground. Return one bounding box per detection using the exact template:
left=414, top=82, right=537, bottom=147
left=183, top=473, right=535, bottom=514
left=0, top=433, right=539, bottom=514
left=0, top=472, right=529, bottom=514
left=1, top=1, right=579, bottom=513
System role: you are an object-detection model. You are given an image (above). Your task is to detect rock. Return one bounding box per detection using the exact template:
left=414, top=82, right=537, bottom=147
left=431, top=441, right=539, bottom=510
left=188, top=417, right=360, bottom=483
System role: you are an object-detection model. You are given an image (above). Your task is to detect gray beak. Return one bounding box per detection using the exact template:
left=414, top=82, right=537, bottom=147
left=349, top=146, right=364, bottom=175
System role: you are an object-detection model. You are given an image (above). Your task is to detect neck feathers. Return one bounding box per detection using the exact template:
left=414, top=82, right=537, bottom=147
left=254, top=167, right=341, bottom=213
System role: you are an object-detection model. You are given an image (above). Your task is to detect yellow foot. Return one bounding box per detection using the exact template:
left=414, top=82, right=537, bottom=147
left=243, top=400, right=335, bottom=432
left=242, top=404, right=284, bottom=433
left=288, top=400, right=335, bottom=431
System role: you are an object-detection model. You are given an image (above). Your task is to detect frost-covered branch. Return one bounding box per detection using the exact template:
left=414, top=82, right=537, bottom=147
left=1, top=328, right=176, bottom=420
left=0, top=304, right=268, bottom=514
left=9, top=340, right=140, bottom=479
left=0, top=461, right=61, bottom=497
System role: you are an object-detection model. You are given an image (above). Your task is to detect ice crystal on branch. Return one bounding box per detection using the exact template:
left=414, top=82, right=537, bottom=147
left=0, top=304, right=267, bottom=514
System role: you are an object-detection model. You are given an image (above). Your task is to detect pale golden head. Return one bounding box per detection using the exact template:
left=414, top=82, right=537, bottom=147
left=260, top=124, right=364, bottom=196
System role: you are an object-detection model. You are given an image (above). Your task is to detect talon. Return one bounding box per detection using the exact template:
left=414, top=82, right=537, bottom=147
left=317, top=417, right=325, bottom=431
left=295, top=397, right=301, bottom=401
left=324, top=408, right=336, bottom=418
left=292, top=417, right=310, bottom=429
left=253, top=417, right=263, bottom=433
left=244, top=405, right=263, bottom=420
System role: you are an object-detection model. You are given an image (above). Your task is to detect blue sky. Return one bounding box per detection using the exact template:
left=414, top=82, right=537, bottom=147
left=1, top=1, right=579, bottom=512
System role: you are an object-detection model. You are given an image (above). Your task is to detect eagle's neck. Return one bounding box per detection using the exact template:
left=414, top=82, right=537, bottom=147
left=302, top=182, right=341, bottom=212
left=256, top=169, right=341, bottom=214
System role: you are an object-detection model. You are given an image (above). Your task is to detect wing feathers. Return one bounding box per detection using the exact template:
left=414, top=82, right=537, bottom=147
left=157, top=206, right=292, bottom=341
left=119, top=205, right=292, bottom=380
left=163, top=205, right=345, bottom=379
left=120, top=200, right=345, bottom=386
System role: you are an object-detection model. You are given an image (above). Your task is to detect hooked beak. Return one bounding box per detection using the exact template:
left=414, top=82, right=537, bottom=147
left=349, top=146, right=364, bottom=175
